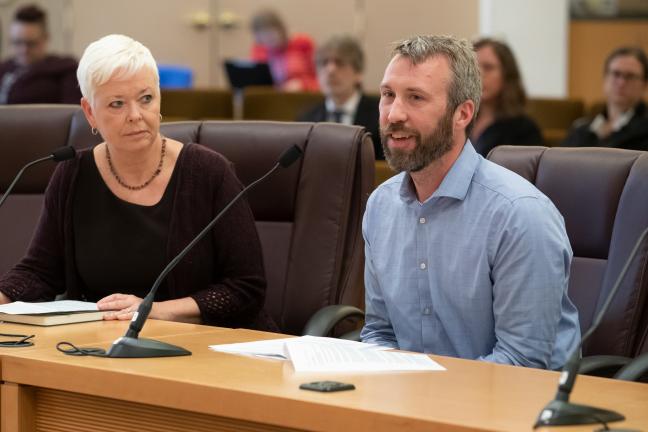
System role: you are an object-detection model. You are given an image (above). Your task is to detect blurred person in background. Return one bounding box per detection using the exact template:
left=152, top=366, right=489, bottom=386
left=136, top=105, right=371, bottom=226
left=0, top=4, right=81, bottom=104
left=250, top=9, right=318, bottom=92
left=470, top=38, right=543, bottom=156
left=562, top=46, right=648, bottom=151
left=298, top=35, right=382, bottom=159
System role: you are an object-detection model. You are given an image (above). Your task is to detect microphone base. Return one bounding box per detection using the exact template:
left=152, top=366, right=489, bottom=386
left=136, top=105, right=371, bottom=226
left=106, top=336, right=191, bottom=358
left=534, top=399, right=625, bottom=428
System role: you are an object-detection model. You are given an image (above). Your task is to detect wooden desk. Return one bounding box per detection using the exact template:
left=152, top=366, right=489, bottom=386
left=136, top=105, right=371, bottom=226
left=0, top=320, right=221, bottom=372
left=1, top=326, right=647, bottom=432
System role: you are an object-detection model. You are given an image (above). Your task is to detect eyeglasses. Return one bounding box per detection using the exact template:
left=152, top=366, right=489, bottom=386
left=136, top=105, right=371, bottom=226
left=606, top=69, right=644, bottom=83
left=0, top=333, right=34, bottom=347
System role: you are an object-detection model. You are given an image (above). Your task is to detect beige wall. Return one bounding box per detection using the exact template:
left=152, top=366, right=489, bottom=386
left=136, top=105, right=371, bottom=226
left=363, top=0, right=479, bottom=91
left=1, top=0, right=479, bottom=89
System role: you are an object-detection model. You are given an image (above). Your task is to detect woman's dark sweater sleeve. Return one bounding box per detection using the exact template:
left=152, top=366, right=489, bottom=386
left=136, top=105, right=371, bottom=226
left=0, top=161, right=71, bottom=301
left=188, top=155, right=266, bottom=327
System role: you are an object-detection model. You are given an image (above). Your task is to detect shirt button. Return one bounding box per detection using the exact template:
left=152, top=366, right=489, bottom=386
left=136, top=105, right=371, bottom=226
left=419, top=217, right=426, bottom=224
left=420, top=262, right=427, bottom=270
left=423, top=307, right=431, bottom=315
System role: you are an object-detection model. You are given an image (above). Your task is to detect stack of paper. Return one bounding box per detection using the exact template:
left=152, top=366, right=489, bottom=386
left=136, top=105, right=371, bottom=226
left=0, top=300, right=102, bottom=326
left=0, top=300, right=98, bottom=314
left=209, top=335, right=445, bottom=372
left=285, top=340, right=445, bottom=372
left=209, top=335, right=384, bottom=360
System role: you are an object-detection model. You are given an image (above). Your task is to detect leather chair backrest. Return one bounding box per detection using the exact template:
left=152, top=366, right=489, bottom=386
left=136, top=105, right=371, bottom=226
left=242, top=87, right=324, bottom=121
left=0, top=105, right=374, bottom=335
left=526, top=98, right=585, bottom=130
left=488, top=145, right=648, bottom=357
left=160, top=89, right=233, bottom=121
left=0, top=105, right=99, bottom=275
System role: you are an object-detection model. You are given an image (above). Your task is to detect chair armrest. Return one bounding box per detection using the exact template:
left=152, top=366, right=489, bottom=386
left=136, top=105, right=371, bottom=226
left=615, top=352, right=648, bottom=382
left=302, top=305, right=364, bottom=338
left=339, top=328, right=361, bottom=342
left=578, top=355, right=632, bottom=377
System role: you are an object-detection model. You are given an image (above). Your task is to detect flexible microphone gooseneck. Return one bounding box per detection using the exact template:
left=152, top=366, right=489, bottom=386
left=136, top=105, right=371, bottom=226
left=534, top=226, right=648, bottom=429
left=0, top=147, right=76, bottom=209
left=101, top=144, right=304, bottom=358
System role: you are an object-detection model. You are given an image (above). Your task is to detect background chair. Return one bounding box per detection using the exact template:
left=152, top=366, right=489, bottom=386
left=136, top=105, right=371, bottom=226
left=160, top=89, right=233, bottom=121
left=242, top=86, right=324, bottom=121
left=0, top=104, right=374, bottom=336
left=488, top=145, right=648, bottom=371
left=526, top=98, right=585, bottom=146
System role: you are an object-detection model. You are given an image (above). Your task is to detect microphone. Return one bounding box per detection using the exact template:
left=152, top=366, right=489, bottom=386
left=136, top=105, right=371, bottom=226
left=105, top=144, right=304, bottom=358
left=0, top=146, right=76, bottom=209
left=534, top=226, right=648, bottom=428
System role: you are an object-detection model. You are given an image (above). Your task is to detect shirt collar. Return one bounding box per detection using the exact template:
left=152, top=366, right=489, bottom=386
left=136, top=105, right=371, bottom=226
left=589, top=106, right=636, bottom=137
left=398, top=140, right=480, bottom=204
left=325, top=90, right=362, bottom=115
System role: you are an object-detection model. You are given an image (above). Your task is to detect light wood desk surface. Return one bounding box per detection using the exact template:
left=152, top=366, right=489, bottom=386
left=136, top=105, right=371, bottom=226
left=0, top=320, right=222, bottom=370
left=1, top=324, right=647, bottom=431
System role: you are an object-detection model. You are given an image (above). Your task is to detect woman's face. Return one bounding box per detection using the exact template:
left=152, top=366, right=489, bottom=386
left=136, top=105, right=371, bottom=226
left=255, top=28, right=284, bottom=50
left=81, top=67, right=161, bottom=152
left=477, top=45, right=504, bottom=104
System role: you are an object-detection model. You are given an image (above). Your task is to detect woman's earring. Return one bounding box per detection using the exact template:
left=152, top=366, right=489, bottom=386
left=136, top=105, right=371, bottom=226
left=159, top=113, right=163, bottom=120
left=91, top=127, right=98, bottom=136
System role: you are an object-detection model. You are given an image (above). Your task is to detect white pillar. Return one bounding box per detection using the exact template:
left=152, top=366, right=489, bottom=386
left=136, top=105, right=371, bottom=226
left=478, top=0, right=569, bottom=98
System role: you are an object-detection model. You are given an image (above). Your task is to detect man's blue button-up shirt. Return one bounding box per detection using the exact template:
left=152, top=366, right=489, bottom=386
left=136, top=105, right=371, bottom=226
left=361, top=142, right=580, bottom=369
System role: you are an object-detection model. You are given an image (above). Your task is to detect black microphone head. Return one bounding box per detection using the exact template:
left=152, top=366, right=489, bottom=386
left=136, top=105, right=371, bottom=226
left=51, top=146, right=76, bottom=162
left=278, top=145, right=303, bottom=168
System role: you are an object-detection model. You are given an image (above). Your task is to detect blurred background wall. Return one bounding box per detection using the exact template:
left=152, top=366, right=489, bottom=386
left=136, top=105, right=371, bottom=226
left=1, top=0, right=646, bottom=101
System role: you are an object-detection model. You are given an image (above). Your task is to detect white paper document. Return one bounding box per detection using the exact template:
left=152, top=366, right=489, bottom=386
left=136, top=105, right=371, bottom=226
left=286, top=341, right=446, bottom=373
left=209, top=335, right=387, bottom=360
left=0, top=300, right=98, bottom=315
left=209, top=337, right=292, bottom=359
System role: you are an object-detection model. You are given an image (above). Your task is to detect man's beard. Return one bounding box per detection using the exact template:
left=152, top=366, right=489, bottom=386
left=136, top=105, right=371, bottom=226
left=380, top=108, right=454, bottom=173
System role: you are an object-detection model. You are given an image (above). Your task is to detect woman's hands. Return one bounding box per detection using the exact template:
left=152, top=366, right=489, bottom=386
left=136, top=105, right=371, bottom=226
left=0, top=291, right=11, bottom=305
left=97, top=293, right=201, bottom=323
left=97, top=293, right=147, bottom=320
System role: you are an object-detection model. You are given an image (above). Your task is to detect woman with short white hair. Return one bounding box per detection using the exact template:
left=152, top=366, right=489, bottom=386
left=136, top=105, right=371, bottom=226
left=0, top=34, right=273, bottom=330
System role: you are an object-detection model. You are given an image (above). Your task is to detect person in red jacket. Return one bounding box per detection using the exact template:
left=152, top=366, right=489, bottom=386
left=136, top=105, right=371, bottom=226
left=250, top=10, right=318, bottom=92
left=0, top=4, right=81, bottom=104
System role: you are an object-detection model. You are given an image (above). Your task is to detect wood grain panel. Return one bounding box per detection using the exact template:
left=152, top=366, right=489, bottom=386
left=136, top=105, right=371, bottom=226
left=34, top=388, right=301, bottom=432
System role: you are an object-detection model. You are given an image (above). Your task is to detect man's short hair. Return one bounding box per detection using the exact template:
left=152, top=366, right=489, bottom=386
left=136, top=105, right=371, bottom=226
left=604, top=46, right=648, bottom=81
left=316, top=35, right=365, bottom=73
left=391, top=35, right=481, bottom=134
left=14, top=4, right=47, bottom=33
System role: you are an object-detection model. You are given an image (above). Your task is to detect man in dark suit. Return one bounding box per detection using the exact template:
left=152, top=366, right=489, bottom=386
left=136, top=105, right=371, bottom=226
left=297, top=35, right=383, bottom=159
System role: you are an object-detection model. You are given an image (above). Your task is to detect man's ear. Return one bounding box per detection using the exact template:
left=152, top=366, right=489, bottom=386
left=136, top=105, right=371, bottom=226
left=80, top=97, right=96, bottom=130
left=454, top=99, right=475, bottom=132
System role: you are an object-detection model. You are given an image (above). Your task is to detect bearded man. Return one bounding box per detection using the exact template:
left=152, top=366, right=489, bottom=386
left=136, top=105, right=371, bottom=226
left=360, top=35, right=580, bottom=369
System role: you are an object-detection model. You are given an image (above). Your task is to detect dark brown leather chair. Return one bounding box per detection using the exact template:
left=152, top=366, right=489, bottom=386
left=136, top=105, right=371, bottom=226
left=160, top=89, right=233, bottom=121
left=526, top=98, right=585, bottom=147
left=0, top=105, right=96, bottom=276
left=487, top=146, right=648, bottom=364
left=0, top=105, right=374, bottom=335
left=242, top=87, right=324, bottom=121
